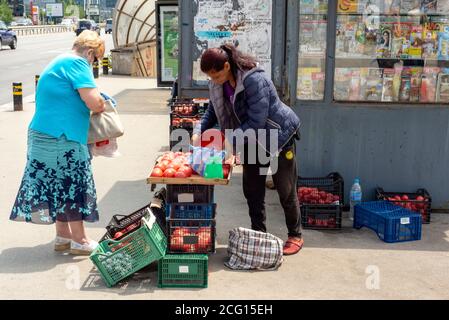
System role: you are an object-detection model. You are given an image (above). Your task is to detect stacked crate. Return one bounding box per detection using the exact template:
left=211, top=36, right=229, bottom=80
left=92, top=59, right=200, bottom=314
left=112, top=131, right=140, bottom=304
left=159, top=184, right=216, bottom=288
left=161, top=97, right=216, bottom=288
left=168, top=98, right=209, bottom=149
left=297, top=172, right=344, bottom=230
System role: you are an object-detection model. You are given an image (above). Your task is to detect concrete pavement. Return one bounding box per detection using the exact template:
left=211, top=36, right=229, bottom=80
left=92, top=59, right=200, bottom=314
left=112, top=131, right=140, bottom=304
left=0, top=75, right=449, bottom=300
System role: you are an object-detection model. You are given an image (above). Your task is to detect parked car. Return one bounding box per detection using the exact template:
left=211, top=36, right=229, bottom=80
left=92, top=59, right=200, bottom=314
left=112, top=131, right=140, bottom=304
left=15, top=18, right=33, bottom=26
left=0, top=20, right=17, bottom=50
left=75, top=19, right=101, bottom=36
left=90, top=20, right=101, bottom=35
left=105, top=19, right=113, bottom=34
left=60, top=18, right=74, bottom=28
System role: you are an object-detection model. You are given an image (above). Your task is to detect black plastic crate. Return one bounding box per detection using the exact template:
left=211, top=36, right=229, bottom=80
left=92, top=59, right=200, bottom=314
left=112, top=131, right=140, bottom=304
left=106, top=203, right=168, bottom=240
left=301, top=205, right=342, bottom=230
left=170, top=113, right=201, bottom=129
left=167, top=219, right=216, bottom=254
left=167, top=184, right=214, bottom=204
left=297, top=172, right=344, bottom=206
left=170, top=101, right=200, bottom=117
left=375, top=188, right=432, bottom=224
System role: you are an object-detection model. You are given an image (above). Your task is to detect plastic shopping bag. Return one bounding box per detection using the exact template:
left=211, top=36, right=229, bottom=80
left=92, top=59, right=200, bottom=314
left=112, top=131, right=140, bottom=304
left=89, top=138, right=121, bottom=158
left=188, top=146, right=226, bottom=178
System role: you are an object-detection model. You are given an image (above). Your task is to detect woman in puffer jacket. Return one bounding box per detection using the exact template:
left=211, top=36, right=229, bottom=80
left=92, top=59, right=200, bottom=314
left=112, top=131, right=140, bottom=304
left=192, top=44, right=303, bottom=255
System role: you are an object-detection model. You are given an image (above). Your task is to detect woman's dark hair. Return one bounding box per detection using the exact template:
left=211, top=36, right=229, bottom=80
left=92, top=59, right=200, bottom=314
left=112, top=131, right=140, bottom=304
left=200, top=43, right=257, bottom=78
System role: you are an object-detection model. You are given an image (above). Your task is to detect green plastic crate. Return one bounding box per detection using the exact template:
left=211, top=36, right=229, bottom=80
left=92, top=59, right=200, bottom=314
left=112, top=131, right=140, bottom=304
left=90, top=213, right=167, bottom=287
left=158, top=254, right=208, bottom=288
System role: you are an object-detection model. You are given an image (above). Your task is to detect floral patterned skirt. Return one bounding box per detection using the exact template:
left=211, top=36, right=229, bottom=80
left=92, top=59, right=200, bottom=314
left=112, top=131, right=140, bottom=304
left=10, top=129, right=99, bottom=224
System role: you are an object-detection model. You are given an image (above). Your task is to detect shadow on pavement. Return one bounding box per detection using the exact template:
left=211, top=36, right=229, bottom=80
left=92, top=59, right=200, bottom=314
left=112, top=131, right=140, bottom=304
left=81, top=263, right=158, bottom=295
left=113, top=89, right=170, bottom=115
left=93, top=179, right=153, bottom=230
left=0, top=242, right=87, bottom=273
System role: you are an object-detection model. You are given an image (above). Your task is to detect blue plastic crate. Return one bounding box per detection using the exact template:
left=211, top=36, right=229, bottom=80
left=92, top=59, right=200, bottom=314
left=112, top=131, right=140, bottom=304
left=166, top=203, right=216, bottom=219
left=354, top=201, right=422, bottom=243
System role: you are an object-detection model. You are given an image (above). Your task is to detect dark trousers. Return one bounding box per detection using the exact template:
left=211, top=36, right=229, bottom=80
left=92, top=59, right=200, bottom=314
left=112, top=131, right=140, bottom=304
left=242, top=142, right=302, bottom=238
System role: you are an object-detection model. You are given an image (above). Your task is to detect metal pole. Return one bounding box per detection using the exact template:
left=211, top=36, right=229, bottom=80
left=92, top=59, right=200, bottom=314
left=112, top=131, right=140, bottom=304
left=13, top=82, right=23, bottom=111
left=102, top=57, right=109, bottom=75
left=93, top=58, right=99, bottom=78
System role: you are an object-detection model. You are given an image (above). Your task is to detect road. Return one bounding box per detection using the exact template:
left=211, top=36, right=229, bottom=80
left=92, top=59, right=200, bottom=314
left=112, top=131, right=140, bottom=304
left=0, top=31, right=114, bottom=105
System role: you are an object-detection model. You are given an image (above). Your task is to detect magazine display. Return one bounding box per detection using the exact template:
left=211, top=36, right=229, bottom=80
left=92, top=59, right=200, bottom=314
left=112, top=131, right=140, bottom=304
left=307, top=0, right=449, bottom=104
left=438, top=26, right=449, bottom=61
left=334, top=68, right=352, bottom=101
left=297, top=68, right=325, bottom=100
left=436, top=0, right=449, bottom=14
left=382, top=68, right=395, bottom=102
left=297, top=1, right=328, bottom=101
left=300, top=0, right=328, bottom=14
left=363, top=68, right=384, bottom=101
left=409, top=67, right=423, bottom=102
left=300, top=19, right=327, bottom=56
left=420, top=67, right=440, bottom=103
left=377, top=23, right=393, bottom=58
left=422, top=23, right=439, bottom=59
left=400, top=0, right=420, bottom=13
left=349, top=69, right=362, bottom=101
left=437, top=71, right=449, bottom=102
left=409, top=26, right=423, bottom=59
left=421, top=0, right=438, bottom=13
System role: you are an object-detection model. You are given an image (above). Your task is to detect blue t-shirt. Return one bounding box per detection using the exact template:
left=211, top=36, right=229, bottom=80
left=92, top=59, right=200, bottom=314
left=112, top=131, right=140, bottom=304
left=30, top=53, right=97, bottom=145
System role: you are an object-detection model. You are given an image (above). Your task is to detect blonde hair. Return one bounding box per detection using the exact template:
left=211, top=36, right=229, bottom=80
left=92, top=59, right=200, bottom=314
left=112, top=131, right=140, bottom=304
left=73, top=30, right=105, bottom=59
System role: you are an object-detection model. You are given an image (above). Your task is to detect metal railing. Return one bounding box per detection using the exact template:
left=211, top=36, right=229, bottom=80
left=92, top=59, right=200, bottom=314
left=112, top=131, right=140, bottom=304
left=10, top=25, right=74, bottom=36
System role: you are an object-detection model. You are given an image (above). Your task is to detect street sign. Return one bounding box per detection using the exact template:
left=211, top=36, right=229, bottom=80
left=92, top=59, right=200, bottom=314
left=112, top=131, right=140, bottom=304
left=46, top=3, right=63, bottom=17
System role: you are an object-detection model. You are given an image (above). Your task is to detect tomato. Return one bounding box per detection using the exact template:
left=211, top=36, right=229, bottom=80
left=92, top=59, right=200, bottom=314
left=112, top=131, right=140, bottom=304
left=182, top=244, right=197, bottom=253
left=401, top=195, right=409, bottom=201
left=178, top=165, right=193, bottom=177
left=151, top=167, right=164, bottom=177
left=170, top=235, right=184, bottom=251
left=159, top=160, right=171, bottom=171
left=416, top=196, right=425, bottom=201
left=175, top=171, right=187, bottom=178
left=173, top=227, right=190, bottom=237
left=163, top=168, right=176, bottom=177
left=168, top=161, right=181, bottom=170
left=114, top=232, right=124, bottom=239
left=197, top=236, right=211, bottom=251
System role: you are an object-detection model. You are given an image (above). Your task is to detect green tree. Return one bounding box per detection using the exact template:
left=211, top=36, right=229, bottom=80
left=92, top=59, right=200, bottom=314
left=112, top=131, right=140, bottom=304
left=0, top=0, right=13, bottom=24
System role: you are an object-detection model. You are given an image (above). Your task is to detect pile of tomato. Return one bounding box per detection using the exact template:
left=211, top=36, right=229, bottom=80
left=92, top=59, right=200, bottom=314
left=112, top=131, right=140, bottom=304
left=150, top=151, right=194, bottom=178
left=171, top=117, right=201, bottom=129
left=172, top=103, right=197, bottom=116
left=381, top=194, right=429, bottom=218
left=298, top=187, right=341, bottom=205
left=169, top=227, right=213, bottom=253
left=307, top=216, right=337, bottom=228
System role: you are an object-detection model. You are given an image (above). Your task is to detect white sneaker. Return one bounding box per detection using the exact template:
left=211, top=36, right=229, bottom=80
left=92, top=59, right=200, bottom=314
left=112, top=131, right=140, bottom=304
left=54, top=236, right=72, bottom=252
left=70, top=240, right=99, bottom=255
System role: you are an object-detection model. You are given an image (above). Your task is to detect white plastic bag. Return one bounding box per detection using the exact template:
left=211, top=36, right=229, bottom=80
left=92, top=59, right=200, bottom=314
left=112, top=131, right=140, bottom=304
left=89, top=138, right=121, bottom=158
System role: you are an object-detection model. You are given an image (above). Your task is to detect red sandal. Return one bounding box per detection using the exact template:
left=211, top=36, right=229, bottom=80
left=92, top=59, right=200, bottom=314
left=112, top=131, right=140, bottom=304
left=283, top=237, right=304, bottom=255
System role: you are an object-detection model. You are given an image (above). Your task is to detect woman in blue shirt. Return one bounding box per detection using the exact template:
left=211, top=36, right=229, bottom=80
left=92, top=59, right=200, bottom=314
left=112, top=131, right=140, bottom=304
left=10, top=30, right=106, bottom=255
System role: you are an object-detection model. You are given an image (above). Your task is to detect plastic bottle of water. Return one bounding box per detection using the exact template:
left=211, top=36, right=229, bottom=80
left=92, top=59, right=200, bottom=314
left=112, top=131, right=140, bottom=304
left=349, top=178, right=362, bottom=221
